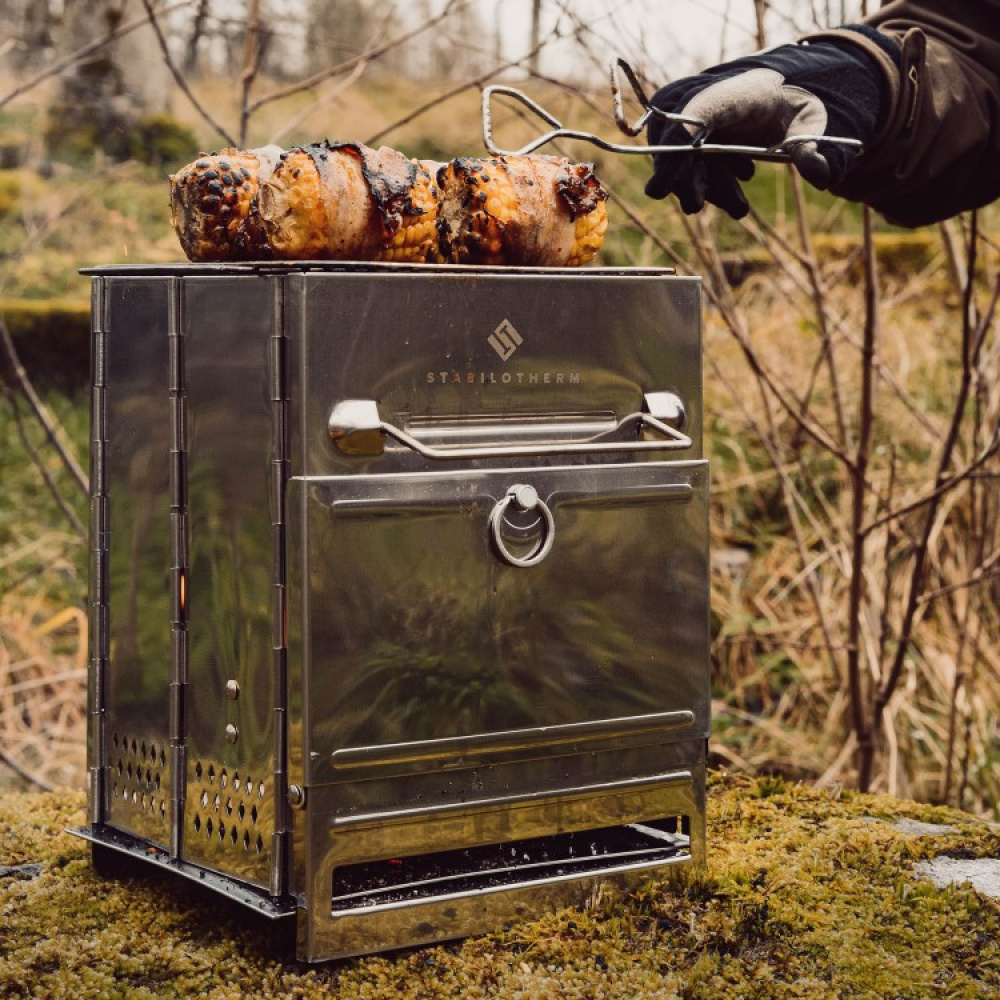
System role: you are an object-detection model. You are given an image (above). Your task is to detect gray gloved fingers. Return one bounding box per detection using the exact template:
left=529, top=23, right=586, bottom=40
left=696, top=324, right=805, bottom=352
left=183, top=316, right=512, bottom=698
left=788, top=141, right=833, bottom=188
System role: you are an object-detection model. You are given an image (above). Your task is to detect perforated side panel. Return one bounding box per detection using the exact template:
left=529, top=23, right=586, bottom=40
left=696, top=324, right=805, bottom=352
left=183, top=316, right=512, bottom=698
left=184, top=758, right=272, bottom=880
left=107, top=731, right=171, bottom=840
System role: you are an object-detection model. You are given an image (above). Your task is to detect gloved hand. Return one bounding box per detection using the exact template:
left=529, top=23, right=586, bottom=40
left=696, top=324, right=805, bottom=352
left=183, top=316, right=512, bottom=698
left=644, top=28, right=898, bottom=219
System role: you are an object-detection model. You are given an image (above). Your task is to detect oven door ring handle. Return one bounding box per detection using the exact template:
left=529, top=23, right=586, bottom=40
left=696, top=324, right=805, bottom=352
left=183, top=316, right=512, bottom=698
left=328, top=396, right=693, bottom=459
left=489, top=483, right=556, bottom=567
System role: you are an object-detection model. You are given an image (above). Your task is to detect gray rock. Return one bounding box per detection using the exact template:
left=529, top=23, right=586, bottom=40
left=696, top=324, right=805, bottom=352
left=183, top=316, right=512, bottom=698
left=914, top=857, right=1000, bottom=899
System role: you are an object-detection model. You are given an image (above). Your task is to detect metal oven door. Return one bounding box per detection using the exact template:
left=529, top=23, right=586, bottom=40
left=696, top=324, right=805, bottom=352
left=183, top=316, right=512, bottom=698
left=289, top=458, right=708, bottom=776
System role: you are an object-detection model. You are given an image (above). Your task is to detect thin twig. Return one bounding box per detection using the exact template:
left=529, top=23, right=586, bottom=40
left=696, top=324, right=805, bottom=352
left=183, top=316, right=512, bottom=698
left=2, top=384, right=86, bottom=539
left=0, top=315, right=87, bottom=498
left=140, top=0, right=237, bottom=148
left=873, top=217, right=999, bottom=738
left=245, top=0, right=464, bottom=117
left=238, top=0, right=265, bottom=148
left=0, top=0, right=195, bottom=111
left=851, top=207, right=878, bottom=790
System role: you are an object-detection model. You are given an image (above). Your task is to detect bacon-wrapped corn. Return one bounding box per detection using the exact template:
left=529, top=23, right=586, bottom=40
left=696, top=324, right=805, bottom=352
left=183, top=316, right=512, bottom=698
left=258, top=141, right=442, bottom=262
left=169, top=144, right=609, bottom=266
left=169, top=145, right=283, bottom=261
left=435, top=154, right=608, bottom=267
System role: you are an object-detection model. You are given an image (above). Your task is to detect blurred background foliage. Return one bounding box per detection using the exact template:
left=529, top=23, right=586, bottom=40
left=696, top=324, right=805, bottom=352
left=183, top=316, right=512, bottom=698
left=1, top=1, right=999, bottom=813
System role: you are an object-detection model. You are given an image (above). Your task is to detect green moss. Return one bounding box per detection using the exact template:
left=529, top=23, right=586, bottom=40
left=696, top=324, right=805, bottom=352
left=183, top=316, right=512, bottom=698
left=4, top=776, right=1000, bottom=998
left=128, top=114, right=199, bottom=170
left=0, top=298, right=91, bottom=391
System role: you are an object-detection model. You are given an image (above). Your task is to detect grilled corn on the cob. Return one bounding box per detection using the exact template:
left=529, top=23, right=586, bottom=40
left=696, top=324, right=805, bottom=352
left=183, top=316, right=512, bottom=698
left=435, top=154, right=608, bottom=267
left=169, top=145, right=283, bottom=261
left=258, top=141, right=442, bottom=262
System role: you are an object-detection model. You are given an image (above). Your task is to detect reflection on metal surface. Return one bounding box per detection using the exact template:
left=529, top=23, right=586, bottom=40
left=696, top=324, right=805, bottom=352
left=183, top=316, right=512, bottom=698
left=104, top=278, right=172, bottom=848
left=329, top=709, right=696, bottom=769
left=300, top=462, right=707, bottom=756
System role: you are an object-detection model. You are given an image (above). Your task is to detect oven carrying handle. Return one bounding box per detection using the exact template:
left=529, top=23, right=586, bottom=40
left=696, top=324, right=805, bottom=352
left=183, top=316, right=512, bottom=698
left=327, top=392, right=692, bottom=459
left=481, top=57, right=864, bottom=161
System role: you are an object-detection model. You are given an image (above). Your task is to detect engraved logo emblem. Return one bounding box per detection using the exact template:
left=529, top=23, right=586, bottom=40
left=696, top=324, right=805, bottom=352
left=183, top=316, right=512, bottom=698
left=487, top=319, right=523, bottom=362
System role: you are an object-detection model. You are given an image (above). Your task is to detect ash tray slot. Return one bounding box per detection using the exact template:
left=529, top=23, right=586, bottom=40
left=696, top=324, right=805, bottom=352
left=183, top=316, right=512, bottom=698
left=400, top=411, right=618, bottom=451
left=331, top=816, right=691, bottom=912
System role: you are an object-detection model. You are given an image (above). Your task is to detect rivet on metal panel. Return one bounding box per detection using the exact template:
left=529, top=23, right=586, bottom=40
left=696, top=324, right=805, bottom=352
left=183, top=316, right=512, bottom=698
left=225, top=724, right=239, bottom=744
left=225, top=679, right=240, bottom=700
left=287, top=785, right=306, bottom=810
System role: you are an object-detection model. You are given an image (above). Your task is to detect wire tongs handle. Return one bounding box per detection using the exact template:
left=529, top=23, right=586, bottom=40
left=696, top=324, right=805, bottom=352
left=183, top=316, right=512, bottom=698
left=482, top=57, right=863, bottom=162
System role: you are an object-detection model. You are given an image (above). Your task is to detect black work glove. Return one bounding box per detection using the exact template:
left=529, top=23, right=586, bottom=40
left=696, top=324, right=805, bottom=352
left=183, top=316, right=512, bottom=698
left=644, top=27, right=899, bottom=219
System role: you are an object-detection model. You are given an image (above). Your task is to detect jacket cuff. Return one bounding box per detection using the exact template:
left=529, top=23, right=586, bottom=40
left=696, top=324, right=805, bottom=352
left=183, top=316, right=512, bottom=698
left=799, top=26, right=903, bottom=128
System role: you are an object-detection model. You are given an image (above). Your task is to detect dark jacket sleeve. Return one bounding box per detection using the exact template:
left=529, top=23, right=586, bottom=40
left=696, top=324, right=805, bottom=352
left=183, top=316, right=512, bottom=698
left=805, top=0, right=1000, bottom=226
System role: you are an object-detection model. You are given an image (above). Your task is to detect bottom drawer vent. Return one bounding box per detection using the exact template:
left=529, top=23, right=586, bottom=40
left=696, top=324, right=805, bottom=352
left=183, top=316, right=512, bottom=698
left=332, top=816, right=690, bottom=912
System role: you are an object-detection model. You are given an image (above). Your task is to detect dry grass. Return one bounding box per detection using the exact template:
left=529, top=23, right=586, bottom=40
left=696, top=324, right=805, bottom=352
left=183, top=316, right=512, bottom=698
left=0, top=535, right=87, bottom=792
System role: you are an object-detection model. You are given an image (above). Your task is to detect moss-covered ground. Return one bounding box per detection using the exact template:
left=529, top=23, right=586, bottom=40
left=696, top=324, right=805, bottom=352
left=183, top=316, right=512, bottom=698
left=3, top=773, right=1000, bottom=998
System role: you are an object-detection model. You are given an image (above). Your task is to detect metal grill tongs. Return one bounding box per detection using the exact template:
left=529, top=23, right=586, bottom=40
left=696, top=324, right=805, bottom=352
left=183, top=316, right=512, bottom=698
left=482, top=57, right=864, bottom=162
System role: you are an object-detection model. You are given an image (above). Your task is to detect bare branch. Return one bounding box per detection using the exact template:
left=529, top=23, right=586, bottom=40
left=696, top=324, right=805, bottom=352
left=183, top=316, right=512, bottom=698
left=245, top=0, right=464, bottom=118
left=851, top=207, right=879, bottom=790
left=0, top=315, right=88, bottom=500
left=141, top=0, right=237, bottom=148
left=1, top=384, right=86, bottom=539
left=0, top=0, right=195, bottom=112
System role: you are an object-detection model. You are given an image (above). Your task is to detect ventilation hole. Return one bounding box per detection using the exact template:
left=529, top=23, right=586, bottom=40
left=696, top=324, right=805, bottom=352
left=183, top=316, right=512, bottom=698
left=250, top=805, right=258, bottom=826
left=207, top=765, right=216, bottom=784
left=232, top=771, right=240, bottom=792
left=238, top=802, right=245, bottom=822
left=145, top=768, right=152, bottom=787
left=245, top=773, right=252, bottom=792
left=160, top=800, right=167, bottom=819
left=194, top=814, right=201, bottom=832
left=112, top=732, right=120, bottom=750
left=116, top=759, right=123, bottom=776
left=243, top=830, right=251, bottom=851
left=200, top=790, right=208, bottom=809
left=149, top=742, right=156, bottom=762
left=159, top=749, right=167, bottom=768
left=140, top=741, right=147, bottom=760
left=131, top=738, right=138, bottom=756
left=155, top=772, right=161, bottom=791
left=225, top=797, right=233, bottom=816
left=206, top=818, right=214, bottom=836
left=121, top=787, right=128, bottom=801
left=126, top=762, right=133, bottom=780
left=111, top=782, right=118, bottom=797
left=258, top=782, right=265, bottom=800
left=131, top=790, right=137, bottom=805
left=218, top=822, right=226, bottom=842
left=195, top=760, right=203, bottom=780
left=140, top=793, right=147, bottom=811
left=213, top=793, right=220, bottom=813
left=255, top=834, right=263, bottom=854
left=230, top=827, right=238, bottom=846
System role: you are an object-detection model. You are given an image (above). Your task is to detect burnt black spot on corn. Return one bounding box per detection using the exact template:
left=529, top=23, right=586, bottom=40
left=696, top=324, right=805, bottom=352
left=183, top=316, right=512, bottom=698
left=170, top=145, right=282, bottom=262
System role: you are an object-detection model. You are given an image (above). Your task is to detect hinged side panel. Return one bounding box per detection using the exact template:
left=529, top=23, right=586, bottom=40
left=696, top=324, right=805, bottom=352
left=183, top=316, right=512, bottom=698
left=103, top=277, right=173, bottom=846
left=180, top=276, right=279, bottom=889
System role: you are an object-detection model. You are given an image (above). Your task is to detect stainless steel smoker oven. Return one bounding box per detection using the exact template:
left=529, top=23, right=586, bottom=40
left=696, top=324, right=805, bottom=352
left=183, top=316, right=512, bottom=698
left=74, top=261, right=708, bottom=962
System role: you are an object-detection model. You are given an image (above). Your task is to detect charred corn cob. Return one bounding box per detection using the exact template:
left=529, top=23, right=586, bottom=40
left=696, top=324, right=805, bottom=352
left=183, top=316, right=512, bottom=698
left=169, top=145, right=283, bottom=261
left=258, top=141, right=441, bottom=262
left=435, top=154, right=608, bottom=267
